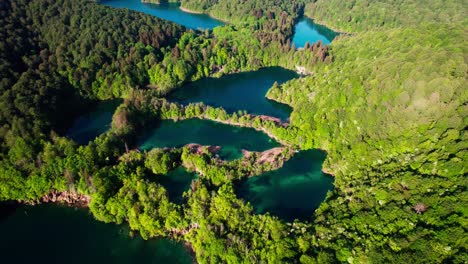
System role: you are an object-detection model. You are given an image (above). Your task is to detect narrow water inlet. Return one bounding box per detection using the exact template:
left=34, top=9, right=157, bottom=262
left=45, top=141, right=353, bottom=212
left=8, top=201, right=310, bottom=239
left=137, top=119, right=280, bottom=160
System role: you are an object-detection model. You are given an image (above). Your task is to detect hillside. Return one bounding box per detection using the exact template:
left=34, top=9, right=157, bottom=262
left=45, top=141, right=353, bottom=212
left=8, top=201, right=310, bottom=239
left=0, top=0, right=466, bottom=263
left=268, top=24, right=467, bottom=262
left=306, top=0, right=467, bottom=32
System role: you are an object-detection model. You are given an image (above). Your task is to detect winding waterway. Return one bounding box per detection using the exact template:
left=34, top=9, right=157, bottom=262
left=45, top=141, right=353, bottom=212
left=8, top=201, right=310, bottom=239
left=138, top=119, right=279, bottom=160
left=0, top=205, right=192, bottom=264
left=101, top=0, right=223, bottom=30
left=6, top=1, right=337, bottom=261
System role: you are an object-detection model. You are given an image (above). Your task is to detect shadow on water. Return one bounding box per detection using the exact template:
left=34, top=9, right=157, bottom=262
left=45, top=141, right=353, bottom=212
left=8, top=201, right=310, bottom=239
left=0, top=205, right=193, bottom=264
left=168, top=67, right=298, bottom=121
left=155, top=167, right=198, bottom=205
left=236, top=149, right=334, bottom=222
left=0, top=201, right=19, bottom=222
left=65, top=99, right=121, bottom=145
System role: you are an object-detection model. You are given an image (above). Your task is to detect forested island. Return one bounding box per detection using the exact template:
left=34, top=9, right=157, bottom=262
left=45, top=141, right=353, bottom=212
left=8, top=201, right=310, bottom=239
left=0, top=0, right=466, bottom=263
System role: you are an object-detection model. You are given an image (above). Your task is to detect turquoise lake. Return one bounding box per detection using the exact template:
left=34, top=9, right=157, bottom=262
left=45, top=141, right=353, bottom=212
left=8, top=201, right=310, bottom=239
left=0, top=205, right=192, bottom=264
left=138, top=119, right=279, bottom=160
left=66, top=100, right=121, bottom=145
left=237, top=150, right=334, bottom=222
left=101, top=0, right=224, bottom=30
left=169, top=67, right=298, bottom=120
left=292, top=18, right=338, bottom=48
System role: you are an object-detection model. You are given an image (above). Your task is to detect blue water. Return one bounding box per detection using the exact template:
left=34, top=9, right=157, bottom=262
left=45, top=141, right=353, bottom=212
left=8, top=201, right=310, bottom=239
left=159, top=167, right=198, bottom=204
left=138, top=119, right=280, bottom=160
left=0, top=205, right=193, bottom=264
left=66, top=100, right=121, bottom=145
left=237, top=150, right=334, bottom=222
left=169, top=67, right=298, bottom=120
left=292, top=18, right=338, bottom=48
left=101, top=0, right=224, bottom=30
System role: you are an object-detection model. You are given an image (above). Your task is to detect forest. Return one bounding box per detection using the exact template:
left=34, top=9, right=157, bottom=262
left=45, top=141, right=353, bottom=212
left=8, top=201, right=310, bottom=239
left=179, top=0, right=307, bottom=45
left=306, top=0, right=466, bottom=32
left=0, top=0, right=466, bottom=263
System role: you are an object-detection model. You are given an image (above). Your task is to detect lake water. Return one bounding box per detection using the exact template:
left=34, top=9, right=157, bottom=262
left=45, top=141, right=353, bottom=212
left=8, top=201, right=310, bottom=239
left=159, top=166, right=198, bottom=204
left=0, top=205, right=192, bottom=264
left=237, top=150, right=334, bottom=222
left=169, top=67, right=298, bottom=120
left=292, top=18, right=338, bottom=48
left=66, top=100, right=121, bottom=145
left=138, top=119, right=279, bottom=160
left=100, top=0, right=224, bottom=30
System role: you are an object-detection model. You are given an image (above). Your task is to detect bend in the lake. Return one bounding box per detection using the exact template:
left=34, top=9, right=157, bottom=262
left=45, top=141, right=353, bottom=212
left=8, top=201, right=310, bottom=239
left=100, top=0, right=224, bottom=30
left=169, top=67, right=298, bottom=120
left=138, top=119, right=280, bottom=160
left=236, top=149, right=334, bottom=222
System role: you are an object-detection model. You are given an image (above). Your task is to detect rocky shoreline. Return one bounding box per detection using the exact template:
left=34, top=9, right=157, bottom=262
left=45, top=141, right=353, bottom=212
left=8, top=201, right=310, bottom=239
left=23, top=190, right=90, bottom=208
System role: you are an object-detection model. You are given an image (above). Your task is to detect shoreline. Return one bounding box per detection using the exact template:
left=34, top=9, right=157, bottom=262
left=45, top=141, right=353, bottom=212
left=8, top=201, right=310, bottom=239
left=179, top=5, right=230, bottom=24
left=202, top=116, right=291, bottom=146
left=18, top=194, right=199, bottom=262
left=302, top=14, right=351, bottom=35
left=22, top=190, right=90, bottom=208
left=179, top=6, right=204, bottom=15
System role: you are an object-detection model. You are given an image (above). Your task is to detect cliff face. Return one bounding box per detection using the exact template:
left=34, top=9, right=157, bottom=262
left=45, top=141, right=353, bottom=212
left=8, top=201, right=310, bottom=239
left=26, top=191, right=90, bottom=208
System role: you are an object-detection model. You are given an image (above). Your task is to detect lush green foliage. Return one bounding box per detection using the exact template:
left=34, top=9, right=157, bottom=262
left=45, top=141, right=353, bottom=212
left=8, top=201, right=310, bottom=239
left=1, top=0, right=466, bottom=263
left=268, top=24, right=467, bottom=262
left=145, top=148, right=179, bottom=174
left=185, top=182, right=305, bottom=263
left=11, top=0, right=182, bottom=99
left=148, top=26, right=329, bottom=95
left=307, top=0, right=467, bottom=32
left=180, top=0, right=306, bottom=45
left=0, top=0, right=182, bottom=189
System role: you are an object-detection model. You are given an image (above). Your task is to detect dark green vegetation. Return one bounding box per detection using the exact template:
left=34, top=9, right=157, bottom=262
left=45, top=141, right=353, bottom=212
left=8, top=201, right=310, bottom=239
left=169, top=67, right=297, bottom=119
left=1, top=0, right=467, bottom=263
left=138, top=119, right=279, bottom=159
left=237, top=150, right=333, bottom=222
left=0, top=0, right=325, bottom=197
left=0, top=205, right=193, bottom=263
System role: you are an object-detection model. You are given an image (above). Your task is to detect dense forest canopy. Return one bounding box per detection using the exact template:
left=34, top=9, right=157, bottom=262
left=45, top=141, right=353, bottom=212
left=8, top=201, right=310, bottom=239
left=268, top=24, right=467, bottom=262
left=0, top=0, right=467, bottom=263
left=307, top=0, right=467, bottom=32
